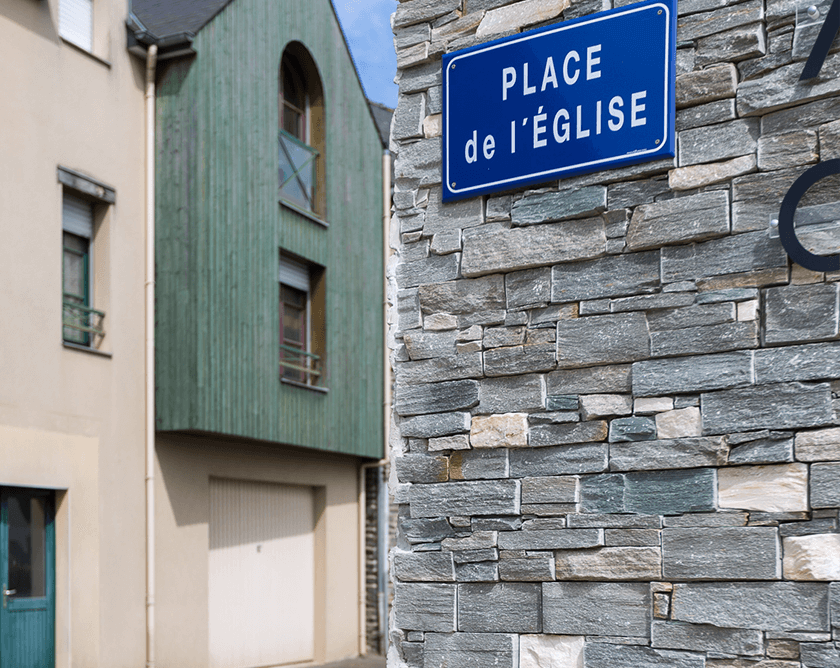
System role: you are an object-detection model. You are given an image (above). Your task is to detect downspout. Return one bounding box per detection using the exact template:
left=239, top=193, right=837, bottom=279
left=144, top=43, right=158, bottom=668
left=357, top=146, right=392, bottom=656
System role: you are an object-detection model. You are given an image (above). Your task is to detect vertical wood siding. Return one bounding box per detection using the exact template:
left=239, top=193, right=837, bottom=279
left=155, top=0, right=384, bottom=458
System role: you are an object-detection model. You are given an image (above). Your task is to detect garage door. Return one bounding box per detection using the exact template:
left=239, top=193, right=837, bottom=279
left=209, top=478, right=315, bottom=668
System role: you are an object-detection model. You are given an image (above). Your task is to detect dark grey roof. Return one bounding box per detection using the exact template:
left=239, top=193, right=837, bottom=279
left=131, top=0, right=234, bottom=40
left=369, top=101, right=393, bottom=148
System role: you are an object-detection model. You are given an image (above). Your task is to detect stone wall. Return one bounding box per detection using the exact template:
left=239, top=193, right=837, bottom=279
left=387, top=0, right=840, bottom=666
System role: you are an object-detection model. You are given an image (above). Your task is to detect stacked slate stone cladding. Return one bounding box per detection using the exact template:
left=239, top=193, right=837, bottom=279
left=387, top=0, right=840, bottom=666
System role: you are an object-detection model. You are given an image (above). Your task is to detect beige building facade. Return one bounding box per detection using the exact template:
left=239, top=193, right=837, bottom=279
left=0, top=0, right=148, bottom=666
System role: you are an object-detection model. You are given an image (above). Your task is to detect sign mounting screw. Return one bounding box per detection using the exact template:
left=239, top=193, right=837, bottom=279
left=452, top=182, right=457, bottom=187
left=655, top=139, right=660, bottom=144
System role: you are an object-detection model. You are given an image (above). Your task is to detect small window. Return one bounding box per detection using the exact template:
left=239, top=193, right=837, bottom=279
left=279, top=254, right=325, bottom=388
left=278, top=45, right=325, bottom=218
left=62, top=193, right=104, bottom=346
left=59, top=0, right=93, bottom=52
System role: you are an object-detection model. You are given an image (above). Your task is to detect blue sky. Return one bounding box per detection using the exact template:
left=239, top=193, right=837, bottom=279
left=332, top=0, right=399, bottom=109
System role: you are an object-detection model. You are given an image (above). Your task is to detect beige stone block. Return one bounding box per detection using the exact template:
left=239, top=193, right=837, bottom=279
left=653, top=592, right=671, bottom=619
left=470, top=413, right=528, bottom=448
left=737, top=299, right=759, bottom=321
left=634, top=397, right=674, bottom=414
left=783, top=534, right=840, bottom=580
left=790, top=263, right=824, bottom=285
left=476, top=0, right=569, bottom=38
left=794, top=427, right=840, bottom=462
left=456, top=341, right=481, bottom=354
left=396, top=42, right=430, bottom=69
left=554, top=547, right=662, bottom=580
left=718, top=463, right=808, bottom=512
left=520, top=634, right=584, bottom=668
left=428, top=434, right=471, bottom=452
left=424, top=313, right=458, bottom=330
left=423, top=114, right=442, bottom=138
left=655, top=407, right=702, bottom=439
left=579, top=394, right=632, bottom=420
left=669, top=155, right=756, bottom=191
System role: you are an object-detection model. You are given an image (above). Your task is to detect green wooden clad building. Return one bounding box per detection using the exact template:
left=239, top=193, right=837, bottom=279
left=130, top=0, right=389, bottom=664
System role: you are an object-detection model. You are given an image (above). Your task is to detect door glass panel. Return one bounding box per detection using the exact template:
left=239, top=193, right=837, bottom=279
left=7, top=492, right=46, bottom=598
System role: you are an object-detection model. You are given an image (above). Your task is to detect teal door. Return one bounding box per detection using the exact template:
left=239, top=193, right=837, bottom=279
left=0, top=488, right=55, bottom=668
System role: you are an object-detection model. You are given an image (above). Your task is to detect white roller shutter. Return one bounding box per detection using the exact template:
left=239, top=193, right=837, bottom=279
left=59, top=0, right=93, bottom=52
left=279, top=255, right=310, bottom=292
left=209, top=478, right=315, bottom=668
left=62, top=194, right=93, bottom=239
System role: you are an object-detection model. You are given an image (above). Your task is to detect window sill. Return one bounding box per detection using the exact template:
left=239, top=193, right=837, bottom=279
left=61, top=38, right=112, bottom=68
left=279, top=198, right=330, bottom=228
left=63, top=341, right=112, bottom=358
left=281, top=378, right=329, bottom=394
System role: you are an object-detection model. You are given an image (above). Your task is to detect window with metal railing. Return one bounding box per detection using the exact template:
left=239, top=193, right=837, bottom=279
left=279, top=253, right=325, bottom=388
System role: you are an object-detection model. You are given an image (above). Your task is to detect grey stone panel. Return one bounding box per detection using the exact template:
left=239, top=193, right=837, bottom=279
left=423, top=633, right=518, bottom=668
left=651, top=621, right=764, bottom=656
left=758, top=129, right=819, bottom=171
left=486, top=195, right=512, bottom=222
left=695, top=289, right=758, bottom=305
left=605, top=528, right=661, bottom=546
left=543, top=582, right=650, bottom=636
left=580, top=473, right=627, bottom=513
left=398, top=288, right=422, bottom=332
left=610, top=437, right=728, bottom=472
left=632, top=352, right=753, bottom=396
left=396, top=353, right=483, bottom=385
left=546, top=364, right=632, bottom=394
left=800, top=643, right=840, bottom=668
left=568, top=513, right=663, bottom=528
left=660, top=231, right=788, bottom=284
left=498, top=554, right=555, bottom=581
left=730, top=165, right=816, bottom=232
left=394, top=138, right=442, bottom=186
left=662, top=527, right=780, bottom=580
left=452, top=548, right=499, bottom=564
left=409, top=480, right=520, bottom=518
left=461, top=220, right=606, bottom=278
left=395, top=454, right=449, bottom=484
left=393, top=582, right=457, bottom=631
left=810, top=463, right=840, bottom=508
left=762, top=96, right=840, bottom=135
left=393, top=93, right=425, bottom=141
left=627, top=191, right=730, bottom=250
left=483, top=326, right=526, bottom=349
left=418, top=275, right=506, bottom=314
left=609, top=417, right=657, bottom=442
left=696, top=22, right=766, bottom=67
left=702, top=383, right=833, bottom=434
left=398, top=61, right=442, bottom=96
left=394, top=551, right=456, bottom=582
left=679, top=119, right=760, bottom=166
left=754, top=343, right=840, bottom=384
left=608, top=177, right=671, bottom=210
left=625, top=469, right=717, bottom=515
left=832, top=582, right=840, bottom=629
left=730, top=434, right=794, bottom=464
left=506, top=267, right=551, bottom=309
left=395, top=379, right=480, bottom=417
left=473, top=517, right=522, bottom=532
left=650, top=321, right=758, bottom=357
left=610, top=293, right=696, bottom=314
left=511, top=187, right=607, bottom=226
left=458, top=583, right=541, bottom=633
left=545, top=395, right=579, bottom=411
left=551, top=251, right=660, bottom=302
left=556, top=313, right=650, bottom=369
left=393, top=23, right=430, bottom=50
left=449, top=449, right=509, bottom=481
left=584, top=643, right=705, bottom=668
left=677, top=0, right=763, bottom=39
left=393, top=0, right=461, bottom=28
left=509, top=443, right=609, bottom=477
left=400, top=517, right=458, bottom=544
left=676, top=99, right=737, bottom=132
left=497, top=529, right=603, bottom=551
left=765, top=284, right=840, bottom=345
left=737, top=52, right=840, bottom=117
left=521, top=476, right=578, bottom=504
left=455, top=562, right=500, bottom=582
left=529, top=421, right=608, bottom=448
left=663, top=513, right=748, bottom=528
left=671, top=581, right=830, bottom=631
left=779, top=517, right=838, bottom=536
left=528, top=412, right=580, bottom=426
left=400, top=640, right=423, bottom=668
left=484, top=344, right=556, bottom=377
left=396, top=252, right=460, bottom=289
left=401, top=412, right=471, bottom=439
left=675, top=64, right=737, bottom=109
left=423, top=186, right=484, bottom=236
left=647, top=303, right=737, bottom=331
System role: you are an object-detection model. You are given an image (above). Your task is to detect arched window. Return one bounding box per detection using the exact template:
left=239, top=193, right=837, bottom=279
left=279, top=44, right=325, bottom=218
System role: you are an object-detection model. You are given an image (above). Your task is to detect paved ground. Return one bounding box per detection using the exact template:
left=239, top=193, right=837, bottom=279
left=312, top=656, right=386, bottom=668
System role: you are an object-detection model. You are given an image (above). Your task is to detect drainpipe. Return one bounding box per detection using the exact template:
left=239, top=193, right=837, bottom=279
left=357, top=147, right=393, bottom=656
left=144, top=43, right=158, bottom=668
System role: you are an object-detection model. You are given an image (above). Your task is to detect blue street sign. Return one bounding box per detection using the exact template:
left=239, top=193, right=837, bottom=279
left=442, top=0, right=677, bottom=202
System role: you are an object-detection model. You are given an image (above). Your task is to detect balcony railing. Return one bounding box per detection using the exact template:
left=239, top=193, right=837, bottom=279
left=279, top=130, right=318, bottom=212
left=279, top=343, right=321, bottom=386
left=62, top=298, right=105, bottom=346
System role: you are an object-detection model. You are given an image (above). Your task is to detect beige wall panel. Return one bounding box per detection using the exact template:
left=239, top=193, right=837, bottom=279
left=209, top=478, right=315, bottom=668
left=156, top=435, right=361, bottom=668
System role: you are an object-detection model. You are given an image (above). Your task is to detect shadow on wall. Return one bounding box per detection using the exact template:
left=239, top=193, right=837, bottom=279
left=1, top=0, right=58, bottom=44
